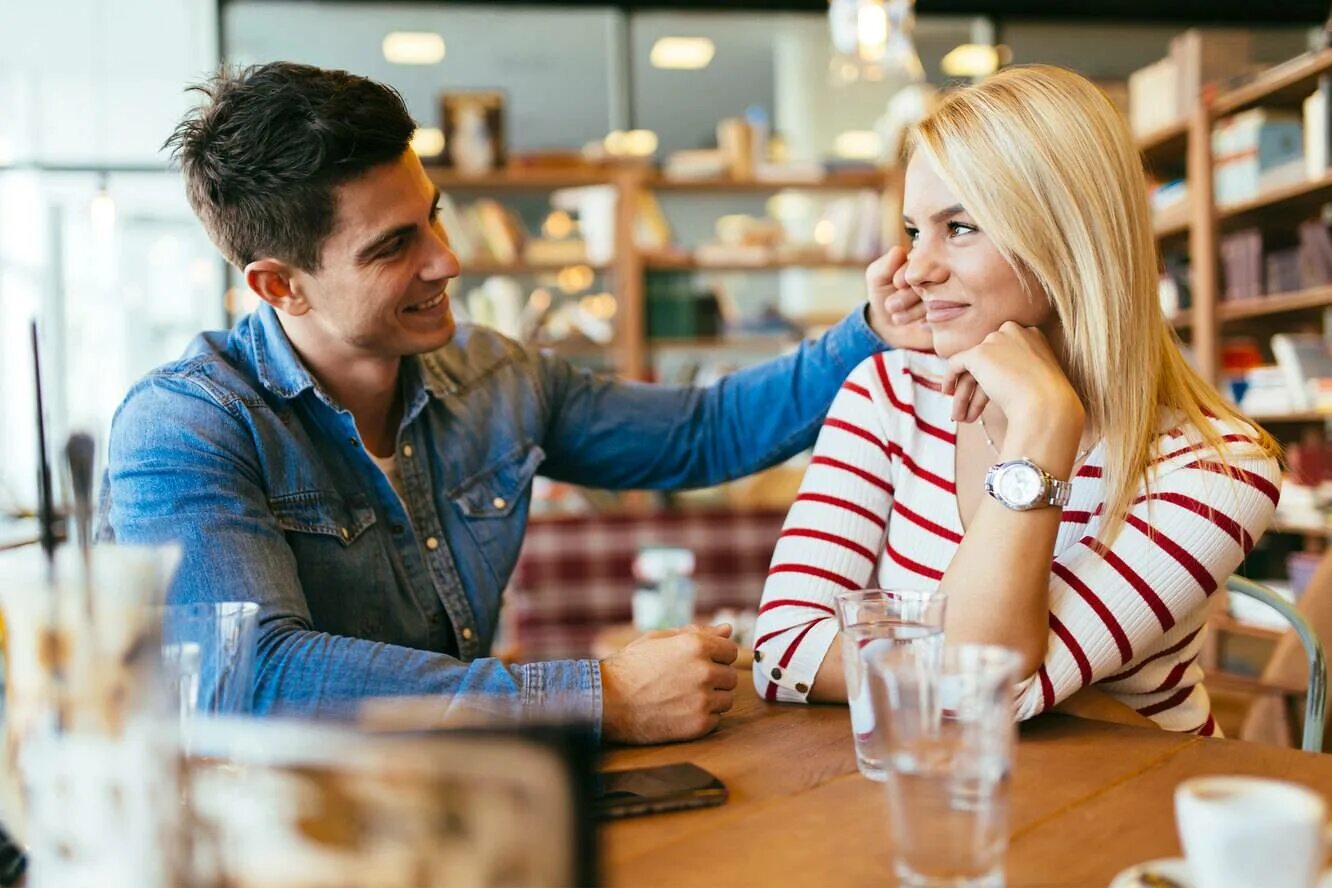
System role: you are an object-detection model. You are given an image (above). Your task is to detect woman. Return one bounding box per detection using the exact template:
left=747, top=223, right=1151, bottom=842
left=754, top=65, right=1281, bottom=734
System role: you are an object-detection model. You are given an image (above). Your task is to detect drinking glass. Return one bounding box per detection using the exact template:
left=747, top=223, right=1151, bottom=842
left=161, top=601, right=259, bottom=720
left=832, top=588, right=946, bottom=780
left=0, top=544, right=182, bottom=887
left=872, top=644, right=1020, bottom=888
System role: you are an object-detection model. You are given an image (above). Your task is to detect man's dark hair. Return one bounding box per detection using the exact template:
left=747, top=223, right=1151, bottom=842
left=165, top=62, right=416, bottom=272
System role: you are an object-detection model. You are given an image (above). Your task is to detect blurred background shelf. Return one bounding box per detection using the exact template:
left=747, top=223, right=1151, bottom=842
left=649, top=171, right=888, bottom=192
left=1138, top=119, right=1189, bottom=169
left=1212, top=46, right=1332, bottom=117
left=1217, top=285, right=1332, bottom=321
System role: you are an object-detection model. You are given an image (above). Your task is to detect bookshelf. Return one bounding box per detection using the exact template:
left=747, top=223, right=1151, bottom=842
left=427, top=165, right=896, bottom=380
left=1137, top=45, right=1332, bottom=557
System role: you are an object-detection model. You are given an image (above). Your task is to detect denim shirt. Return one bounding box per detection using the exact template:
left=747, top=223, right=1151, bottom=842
left=99, top=302, right=887, bottom=729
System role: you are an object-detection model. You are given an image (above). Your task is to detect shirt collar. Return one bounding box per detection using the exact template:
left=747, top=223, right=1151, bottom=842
left=250, top=303, right=318, bottom=400
left=249, top=303, right=438, bottom=425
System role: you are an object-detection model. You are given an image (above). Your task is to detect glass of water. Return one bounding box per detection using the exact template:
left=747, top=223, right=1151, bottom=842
left=161, top=602, right=260, bottom=720
left=832, top=588, right=946, bottom=780
left=872, top=644, right=1021, bottom=888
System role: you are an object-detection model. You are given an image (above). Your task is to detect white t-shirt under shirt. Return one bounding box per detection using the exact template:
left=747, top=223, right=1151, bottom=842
left=369, top=450, right=405, bottom=500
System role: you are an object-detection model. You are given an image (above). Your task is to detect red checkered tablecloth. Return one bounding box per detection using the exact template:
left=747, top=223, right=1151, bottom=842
left=506, top=509, right=788, bottom=660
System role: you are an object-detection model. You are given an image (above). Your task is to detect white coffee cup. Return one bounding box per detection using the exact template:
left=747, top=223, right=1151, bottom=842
left=1175, top=776, right=1329, bottom=888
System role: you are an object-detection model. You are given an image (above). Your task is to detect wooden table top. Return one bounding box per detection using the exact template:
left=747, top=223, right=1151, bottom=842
left=602, top=675, right=1332, bottom=887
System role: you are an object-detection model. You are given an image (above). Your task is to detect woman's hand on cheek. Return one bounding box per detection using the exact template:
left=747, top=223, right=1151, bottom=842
left=941, top=322, right=1083, bottom=431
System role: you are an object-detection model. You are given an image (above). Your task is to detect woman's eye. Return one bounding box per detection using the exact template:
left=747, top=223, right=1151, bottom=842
left=904, top=226, right=920, bottom=242
left=948, top=222, right=978, bottom=237
left=379, top=240, right=406, bottom=259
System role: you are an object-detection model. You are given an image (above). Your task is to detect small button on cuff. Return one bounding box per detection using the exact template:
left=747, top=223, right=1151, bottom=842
left=461, top=627, right=474, bottom=641
left=339, top=527, right=350, bottom=541
left=491, top=496, right=507, bottom=510
left=425, top=537, right=440, bottom=550
left=402, top=444, right=413, bottom=457
left=794, top=682, right=809, bottom=694
left=754, top=650, right=764, bottom=662
left=770, top=667, right=783, bottom=681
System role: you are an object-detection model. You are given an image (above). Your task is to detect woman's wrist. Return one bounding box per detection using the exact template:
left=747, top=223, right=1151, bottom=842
left=1001, top=401, right=1085, bottom=478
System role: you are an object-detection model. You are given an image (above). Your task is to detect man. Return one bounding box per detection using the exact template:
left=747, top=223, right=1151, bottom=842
left=99, top=62, right=927, bottom=743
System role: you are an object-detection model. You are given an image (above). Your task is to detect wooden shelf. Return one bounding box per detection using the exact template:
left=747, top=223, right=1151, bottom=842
left=459, top=260, right=608, bottom=276
left=1212, top=47, right=1332, bottom=118
left=1210, top=613, right=1286, bottom=643
left=651, top=171, right=887, bottom=192
left=1137, top=120, right=1189, bottom=168
left=643, top=255, right=867, bottom=272
left=1217, top=172, right=1332, bottom=231
left=1269, top=521, right=1332, bottom=537
left=1167, top=309, right=1193, bottom=329
left=1248, top=410, right=1331, bottom=424
left=1154, top=215, right=1190, bottom=242
left=649, top=335, right=799, bottom=350
left=1217, top=285, right=1332, bottom=322
left=426, top=167, right=613, bottom=191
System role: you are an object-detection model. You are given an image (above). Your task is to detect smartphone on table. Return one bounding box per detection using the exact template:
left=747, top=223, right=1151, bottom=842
left=594, top=762, right=727, bottom=819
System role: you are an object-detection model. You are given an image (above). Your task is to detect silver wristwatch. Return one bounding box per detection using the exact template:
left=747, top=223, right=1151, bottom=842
left=984, top=458, right=1072, bottom=511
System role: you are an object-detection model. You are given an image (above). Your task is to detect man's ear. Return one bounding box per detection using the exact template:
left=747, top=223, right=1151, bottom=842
left=244, top=259, right=310, bottom=316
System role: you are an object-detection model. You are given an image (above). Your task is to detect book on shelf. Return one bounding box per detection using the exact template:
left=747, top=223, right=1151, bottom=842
left=522, top=238, right=588, bottom=266
left=1305, top=86, right=1329, bottom=180
left=635, top=191, right=672, bottom=250
left=1271, top=331, right=1332, bottom=411
left=436, top=193, right=530, bottom=267
left=1219, top=228, right=1262, bottom=301
left=1298, top=219, right=1332, bottom=288
left=1266, top=247, right=1304, bottom=295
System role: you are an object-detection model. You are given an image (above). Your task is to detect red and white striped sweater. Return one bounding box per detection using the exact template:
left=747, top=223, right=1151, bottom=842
left=754, top=350, right=1280, bottom=733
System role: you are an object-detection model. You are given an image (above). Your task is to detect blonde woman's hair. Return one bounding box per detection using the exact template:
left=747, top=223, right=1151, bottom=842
left=910, top=64, right=1280, bottom=543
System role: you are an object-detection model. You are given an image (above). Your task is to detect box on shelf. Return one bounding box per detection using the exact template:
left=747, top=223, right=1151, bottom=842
left=1128, top=29, right=1252, bottom=139
left=1212, top=109, right=1304, bottom=207
left=1170, top=28, right=1252, bottom=118
left=1271, top=331, right=1332, bottom=411
left=1129, top=56, right=1180, bottom=138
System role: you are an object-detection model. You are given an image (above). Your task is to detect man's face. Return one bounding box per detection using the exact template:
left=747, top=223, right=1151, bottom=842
left=901, top=152, right=1050, bottom=359
left=288, top=150, right=460, bottom=359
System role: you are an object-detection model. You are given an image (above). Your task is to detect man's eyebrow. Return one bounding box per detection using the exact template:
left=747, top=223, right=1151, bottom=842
left=354, top=223, right=414, bottom=265
left=901, top=204, right=967, bottom=226
left=353, top=190, right=442, bottom=265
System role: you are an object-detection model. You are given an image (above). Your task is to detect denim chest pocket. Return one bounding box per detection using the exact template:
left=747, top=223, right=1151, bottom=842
left=450, top=444, right=545, bottom=519
left=269, top=491, right=386, bottom=638
left=269, top=491, right=377, bottom=544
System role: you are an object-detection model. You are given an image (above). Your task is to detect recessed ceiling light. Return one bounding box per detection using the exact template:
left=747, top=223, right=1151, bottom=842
left=650, top=37, right=715, bottom=71
left=941, top=44, right=1002, bottom=78
left=383, top=32, right=446, bottom=65
left=834, top=130, right=883, bottom=160
left=411, top=127, right=445, bottom=158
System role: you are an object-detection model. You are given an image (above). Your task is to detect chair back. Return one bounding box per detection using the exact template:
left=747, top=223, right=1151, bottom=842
left=1227, top=575, right=1328, bottom=753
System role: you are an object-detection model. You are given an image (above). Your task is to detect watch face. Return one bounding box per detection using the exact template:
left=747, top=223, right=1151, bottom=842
left=996, top=462, right=1043, bottom=507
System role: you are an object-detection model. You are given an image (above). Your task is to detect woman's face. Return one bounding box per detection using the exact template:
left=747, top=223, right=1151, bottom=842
left=902, top=152, right=1051, bottom=358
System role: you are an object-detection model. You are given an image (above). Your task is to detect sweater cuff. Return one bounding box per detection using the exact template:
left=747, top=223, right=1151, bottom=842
left=754, top=616, right=839, bottom=703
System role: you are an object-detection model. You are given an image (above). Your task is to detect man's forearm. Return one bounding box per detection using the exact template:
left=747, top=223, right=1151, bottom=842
left=253, top=621, right=603, bottom=734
